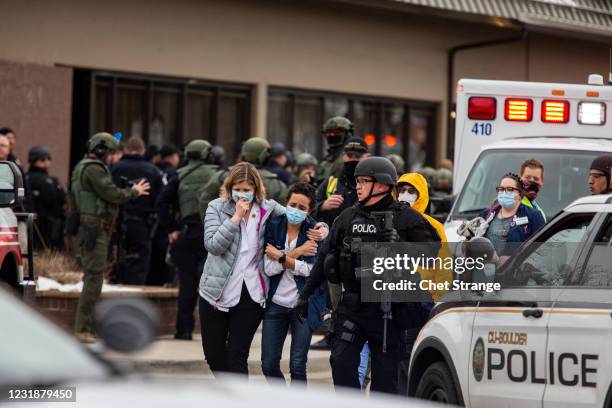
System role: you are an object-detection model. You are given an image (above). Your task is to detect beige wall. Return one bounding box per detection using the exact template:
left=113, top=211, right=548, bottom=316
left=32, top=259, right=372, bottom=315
left=0, top=0, right=609, bottom=170
left=0, top=60, right=72, bottom=185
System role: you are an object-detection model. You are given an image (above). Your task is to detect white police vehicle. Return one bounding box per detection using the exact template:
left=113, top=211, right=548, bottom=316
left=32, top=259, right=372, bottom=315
left=408, top=194, right=612, bottom=407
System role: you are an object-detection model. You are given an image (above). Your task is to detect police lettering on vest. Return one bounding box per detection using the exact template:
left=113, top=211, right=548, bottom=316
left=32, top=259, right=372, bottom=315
left=352, top=223, right=377, bottom=234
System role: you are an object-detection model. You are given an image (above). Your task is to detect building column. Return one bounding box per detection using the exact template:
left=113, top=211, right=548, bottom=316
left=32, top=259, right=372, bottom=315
left=252, top=82, right=267, bottom=139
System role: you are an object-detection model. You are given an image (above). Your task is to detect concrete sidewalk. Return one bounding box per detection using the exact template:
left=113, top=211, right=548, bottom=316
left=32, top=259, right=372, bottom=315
left=104, top=332, right=333, bottom=385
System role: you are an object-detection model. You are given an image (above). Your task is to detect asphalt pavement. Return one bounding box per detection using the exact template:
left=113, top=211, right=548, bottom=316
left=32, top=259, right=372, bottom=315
left=104, top=331, right=334, bottom=386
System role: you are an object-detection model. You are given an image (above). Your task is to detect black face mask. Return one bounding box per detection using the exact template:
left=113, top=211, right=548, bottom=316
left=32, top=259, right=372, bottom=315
left=343, top=160, right=359, bottom=179
left=523, top=180, right=540, bottom=199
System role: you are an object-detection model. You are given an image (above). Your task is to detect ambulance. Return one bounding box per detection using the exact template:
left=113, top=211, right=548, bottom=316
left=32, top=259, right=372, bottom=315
left=408, top=193, right=612, bottom=407
left=0, top=160, right=31, bottom=293
left=445, top=75, right=612, bottom=241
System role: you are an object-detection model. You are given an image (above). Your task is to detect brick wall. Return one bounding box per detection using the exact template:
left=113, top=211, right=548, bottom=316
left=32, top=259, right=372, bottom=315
left=35, top=287, right=200, bottom=336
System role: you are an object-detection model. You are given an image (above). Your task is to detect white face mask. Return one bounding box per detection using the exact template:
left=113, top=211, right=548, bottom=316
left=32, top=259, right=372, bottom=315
left=399, top=192, right=418, bottom=205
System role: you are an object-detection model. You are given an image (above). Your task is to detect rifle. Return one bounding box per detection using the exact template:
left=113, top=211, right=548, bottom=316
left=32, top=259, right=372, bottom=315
left=371, top=210, right=395, bottom=353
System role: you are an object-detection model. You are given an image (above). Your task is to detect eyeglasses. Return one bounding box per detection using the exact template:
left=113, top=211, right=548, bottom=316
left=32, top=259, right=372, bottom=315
left=356, top=177, right=374, bottom=185
left=588, top=172, right=606, bottom=180
left=496, top=186, right=519, bottom=193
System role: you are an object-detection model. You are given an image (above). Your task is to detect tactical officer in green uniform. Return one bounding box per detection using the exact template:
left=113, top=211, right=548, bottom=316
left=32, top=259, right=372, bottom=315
left=70, top=132, right=150, bottom=342
left=156, top=139, right=219, bottom=340
left=295, top=152, right=318, bottom=186
left=316, top=117, right=354, bottom=186
left=198, top=137, right=288, bottom=214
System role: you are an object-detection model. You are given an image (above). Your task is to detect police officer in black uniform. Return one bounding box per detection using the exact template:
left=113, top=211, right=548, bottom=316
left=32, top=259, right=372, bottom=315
left=157, top=144, right=180, bottom=184
left=110, top=136, right=163, bottom=285
left=310, top=137, right=369, bottom=350
left=27, top=145, right=66, bottom=251
left=297, top=156, right=440, bottom=394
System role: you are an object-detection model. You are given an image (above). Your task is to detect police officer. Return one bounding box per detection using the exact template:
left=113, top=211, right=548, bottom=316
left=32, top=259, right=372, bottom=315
left=310, top=137, right=369, bottom=350
left=315, top=137, right=369, bottom=226
left=110, top=136, right=163, bottom=285
left=27, top=145, right=66, bottom=251
left=156, top=139, right=219, bottom=340
left=157, top=144, right=180, bottom=184
left=265, top=142, right=295, bottom=185
left=316, top=117, right=354, bottom=185
left=71, top=132, right=150, bottom=342
left=198, top=137, right=288, bottom=213
left=385, top=154, right=405, bottom=175
left=297, top=157, right=440, bottom=394
left=295, top=152, right=318, bottom=186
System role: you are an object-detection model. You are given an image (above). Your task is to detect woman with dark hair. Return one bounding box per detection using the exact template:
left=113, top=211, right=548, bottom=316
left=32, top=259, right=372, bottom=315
left=261, top=182, right=326, bottom=384
left=480, top=173, right=545, bottom=258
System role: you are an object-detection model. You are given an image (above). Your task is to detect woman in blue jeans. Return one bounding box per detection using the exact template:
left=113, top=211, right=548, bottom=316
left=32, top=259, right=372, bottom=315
left=261, top=182, right=326, bottom=383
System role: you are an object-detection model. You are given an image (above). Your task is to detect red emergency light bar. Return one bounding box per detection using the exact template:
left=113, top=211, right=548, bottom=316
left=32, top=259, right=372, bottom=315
left=541, top=100, right=569, bottom=123
left=505, top=98, right=533, bottom=122
left=468, top=97, right=496, bottom=120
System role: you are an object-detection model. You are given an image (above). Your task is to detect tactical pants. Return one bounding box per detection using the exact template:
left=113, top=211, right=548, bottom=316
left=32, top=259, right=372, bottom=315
left=170, top=223, right=206, bottom=335
left=330, top=305, right=401, bottom=394
left=147, top=227, right=173, bottom=286
left=74, top=223, right=109, bottom=334
left=116, top=217, right=152, bottom=285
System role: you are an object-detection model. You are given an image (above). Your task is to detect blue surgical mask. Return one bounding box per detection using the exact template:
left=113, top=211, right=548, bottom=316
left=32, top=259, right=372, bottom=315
left=497, top=191, right=516, bottom=209
left=286, top=206, right=307, bottom=225
left=232, top=190, right=254, bottom=204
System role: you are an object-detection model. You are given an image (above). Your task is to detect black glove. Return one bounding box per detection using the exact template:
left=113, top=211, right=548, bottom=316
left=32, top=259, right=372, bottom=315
left=295, top=297, right=309, bottom=324
left=382, top=228, right=399, bottom=243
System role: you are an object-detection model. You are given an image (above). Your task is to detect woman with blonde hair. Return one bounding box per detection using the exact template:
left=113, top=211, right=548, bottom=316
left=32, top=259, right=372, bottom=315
left=199, top=161, right=326, bottom=376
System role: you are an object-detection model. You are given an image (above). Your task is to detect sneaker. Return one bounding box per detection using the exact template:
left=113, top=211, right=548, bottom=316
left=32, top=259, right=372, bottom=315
left=310, top=335, right=331, bottom=350
left=75, top=332, right=96, bottom=344
left=174, top=332, right=193, bottom=340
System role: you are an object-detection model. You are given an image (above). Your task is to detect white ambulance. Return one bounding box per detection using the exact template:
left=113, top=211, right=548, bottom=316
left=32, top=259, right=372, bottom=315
left=446, top=75, right=612, bottom=241
left=408, top=194, right=612, bottom=407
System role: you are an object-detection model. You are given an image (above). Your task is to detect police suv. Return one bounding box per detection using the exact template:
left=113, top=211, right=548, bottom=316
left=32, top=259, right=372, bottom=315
left=447, top=75, right=612, bottom=241
left=408, top=194, right=612, bottom=407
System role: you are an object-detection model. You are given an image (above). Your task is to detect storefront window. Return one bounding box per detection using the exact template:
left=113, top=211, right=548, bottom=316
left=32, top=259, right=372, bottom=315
left=295, top=96, right=322, bottom=157
left=88, top=71, right=251, bottom=159
left=151, top=86, right=180, bottom=147
left=267, top=88, right=437, bottom=166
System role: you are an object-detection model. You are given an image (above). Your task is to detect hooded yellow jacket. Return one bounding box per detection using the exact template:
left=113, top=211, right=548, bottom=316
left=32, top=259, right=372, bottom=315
left=398, top=172, right=452, bottom=301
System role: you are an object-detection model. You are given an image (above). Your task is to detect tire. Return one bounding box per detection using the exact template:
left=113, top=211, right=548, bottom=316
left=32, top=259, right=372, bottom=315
left=415, top=361, right=460, bottom=405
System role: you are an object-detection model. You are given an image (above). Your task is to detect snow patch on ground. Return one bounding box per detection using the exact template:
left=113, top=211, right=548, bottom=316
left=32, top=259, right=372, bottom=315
left=36, top=276, right=143, bottom=293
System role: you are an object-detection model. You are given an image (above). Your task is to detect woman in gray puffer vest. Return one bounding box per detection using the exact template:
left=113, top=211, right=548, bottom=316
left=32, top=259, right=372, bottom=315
left=199, top=162, right=327, bottom=376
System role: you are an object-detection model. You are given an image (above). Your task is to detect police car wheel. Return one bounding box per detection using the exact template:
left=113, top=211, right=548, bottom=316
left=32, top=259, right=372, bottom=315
left=414, top=361, right=459, bottom=404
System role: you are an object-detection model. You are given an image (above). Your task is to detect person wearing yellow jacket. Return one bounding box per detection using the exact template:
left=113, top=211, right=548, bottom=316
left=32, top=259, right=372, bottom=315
left=397, top=172, right=452, bottom=301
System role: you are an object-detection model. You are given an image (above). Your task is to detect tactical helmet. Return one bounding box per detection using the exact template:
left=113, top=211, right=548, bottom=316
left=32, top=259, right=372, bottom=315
left=241, top=137, right=270, bottom=166
left=87, top=132, right=119, bottom=156
left=185, top=139, right=212, bottom=161
left=322, top=116, right=354, bottom=134
left=385, top=154, right=405, bottom=174
left=28, top=145, right=51, bottom=164
left=269, top=142, right=287, bottom=158
left=418, top=166, right=438, bottom=189
left=295, top=152, right=318, bottom=167
left=436, top=168, right=453, bottom=192
left=354, top=156, right=398, bottom=185
left=209, top=145, right=226, bottom=166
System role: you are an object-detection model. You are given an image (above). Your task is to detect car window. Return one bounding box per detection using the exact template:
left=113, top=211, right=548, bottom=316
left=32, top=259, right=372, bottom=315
left=579, top=216, right=612, bottom=287
left=500, top=213, right=595, bottom=287
left=0, top=289, right=110, bottom=386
